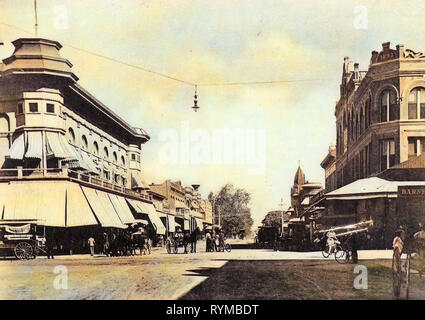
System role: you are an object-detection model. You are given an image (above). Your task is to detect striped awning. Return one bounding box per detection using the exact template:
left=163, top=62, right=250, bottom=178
left=46, top=132, right=68, bottom=158
left=0, top=181, right=98, bottom=227
left=81, top=186, right=127, bottom=229
left=5, top=133, right=25, bottom=160
left=25, top=131, right=43, bottom=159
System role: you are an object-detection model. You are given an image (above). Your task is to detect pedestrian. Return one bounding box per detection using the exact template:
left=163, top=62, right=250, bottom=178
left=45, top=228, right=55, bottom=259
left=206, top=231, right=211, bottom=252
left=349, top=233, right=358, bottom=264
left=88, top=236, right=96, bottom=256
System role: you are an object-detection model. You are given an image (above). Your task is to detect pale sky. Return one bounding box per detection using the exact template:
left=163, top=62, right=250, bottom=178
left=1, top=0, right=424, bottom=227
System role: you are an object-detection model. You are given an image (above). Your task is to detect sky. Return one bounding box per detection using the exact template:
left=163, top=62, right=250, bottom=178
left=1, top=0, right=424, bottom=228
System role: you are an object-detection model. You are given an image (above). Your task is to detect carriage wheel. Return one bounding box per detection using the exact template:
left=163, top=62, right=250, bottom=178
left=335, top=246, right=349, bottom=264
left=15, top=242, right=34, bottom=260
left=392, top=250, right=402, bottom=298
left=173, top=245, right=178, bottom=254
left=225, top=243, right=231, bottom=252
left=322, top=244, right=331, bottom=258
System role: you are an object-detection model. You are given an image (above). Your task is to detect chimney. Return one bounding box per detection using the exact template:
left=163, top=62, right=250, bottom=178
left=396, top=44, right=404, bottom=58
left=370, top=50, right=378, bottom=64
left=382, top=42, right=391, bottom=51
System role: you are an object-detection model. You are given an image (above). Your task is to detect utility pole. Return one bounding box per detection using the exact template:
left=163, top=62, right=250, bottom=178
left=279, top=198, right=285, bottom=235
left=34, top=0, right=38, bottom=37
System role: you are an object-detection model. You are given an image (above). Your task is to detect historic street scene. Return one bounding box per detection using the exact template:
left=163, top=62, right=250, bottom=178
left=1, top=0, right=425, bottom=301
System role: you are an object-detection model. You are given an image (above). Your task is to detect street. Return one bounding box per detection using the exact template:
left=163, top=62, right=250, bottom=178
left=2, top=240, right=425, bottom=300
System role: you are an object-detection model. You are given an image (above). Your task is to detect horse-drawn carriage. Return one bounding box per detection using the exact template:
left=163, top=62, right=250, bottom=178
left=166, top=228, right=189, bottom=254
left=0, top=219, right=46, bottom=260
left=255, top=226, right=279, bottom=249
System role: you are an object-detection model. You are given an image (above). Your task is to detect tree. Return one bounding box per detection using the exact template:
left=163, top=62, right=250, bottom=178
left=262, top=210, right=290, bottom=230
left=209, top=184, right=254, bottom=236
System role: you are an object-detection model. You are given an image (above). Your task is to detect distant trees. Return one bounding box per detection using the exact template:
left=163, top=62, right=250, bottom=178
left=262, top=210, right=291, bottom=229
left=209, top=184, right=253, bottom=237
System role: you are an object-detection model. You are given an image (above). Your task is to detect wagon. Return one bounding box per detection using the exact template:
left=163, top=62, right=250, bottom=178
left=0, top=219, right=46, bottom=260
left=166, top=230, right=188, bottom=254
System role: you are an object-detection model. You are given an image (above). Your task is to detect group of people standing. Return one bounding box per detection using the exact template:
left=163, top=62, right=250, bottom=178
left=205, top=230, right=225, bottom=252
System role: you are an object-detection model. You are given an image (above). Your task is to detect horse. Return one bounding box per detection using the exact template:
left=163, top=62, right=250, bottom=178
left=189, top=227, right=200, bottom=253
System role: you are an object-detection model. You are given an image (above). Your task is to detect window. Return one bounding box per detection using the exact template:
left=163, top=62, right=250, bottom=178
left=104, top=147, right=109, bottom=159
left=408, top=137, right=425, bottom=158
left=121, top=155, right=125, bottom=166
left=113, top=151, right=118, bottom=163
left=380, top=139, right=395, bottom=171
left=131, top=153, right=136, bottom=160
left=68, top=127, right=75, bottom=144
left=408, top=87, right=425, bottom=119
left=114, top=174, right=120, bottom=183
left=81, top=135, right=88, bottom=150
left=29, top=103, right=38, bottom=113
left=103, top=170, right=110, bottom=181
left=46, top=103, right=55, bottom=113
left=17, top=103, right=23, bottom=114
left=380, top=90, right=398, bottom=122
left=93, top=141, right=99, bottom=155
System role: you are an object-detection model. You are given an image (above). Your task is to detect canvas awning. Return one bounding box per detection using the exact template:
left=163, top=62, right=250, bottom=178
left=138, top=202, right=166, bottom=235
left=65, top=183, right=98, bottom=227
left=81, top=186, right=126, bottom=228
left=125, top=199, right=166, bottom=235
left=5, top=133, right=25, bottom=160
left=108, top=194, right=136, bottom=224
left=0, top=181, right=98, bottom=227
left=325, top=177, right=425, bottom=200
left=195, top=218, right=204, bottom=231
left=131, top=170, right=147, bottom=189
left=25, top=131, right=43, bottom=159
left=167, top=215, right=176, bottom=233
left=46, top=132, right=68, bottom=158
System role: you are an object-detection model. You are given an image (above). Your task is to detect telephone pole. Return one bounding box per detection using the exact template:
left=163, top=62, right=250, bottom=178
left=34, top=0, right=38, bottom=37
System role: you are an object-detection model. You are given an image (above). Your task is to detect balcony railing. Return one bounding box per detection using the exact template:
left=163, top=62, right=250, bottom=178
left=0, top=167, right=152, bottom=202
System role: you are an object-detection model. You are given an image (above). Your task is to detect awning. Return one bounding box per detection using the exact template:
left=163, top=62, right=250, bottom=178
left=195, top=218, right=204, bottom=231
left=132, top=219, right=149, bottom=225
left=183, top=219, right=190, bottom=231
left=131, top=170, right=147, bottom=189
left=65, top=183, right=98, bottom=227
left=126, top=199, right=144, bottom=214
left=326, top=194, right=397, bottom=200
left=0, top=181, right=101, bottom=227
left=46, top=132, right=68, bottom=158
left=1, top=181, right=66, bottom=226
left=81, top=186, right=126, bottom=228
left=167, top=215, right=176, bottom=233
left=138, top=202, right=166, bottom=235
left=108, top=194, right=136, bottom=224
left=80, top=151, right=99, bottom=174
left=5, top=133, right=25, bottom=160
left=25, top=131, right=43, bottom=159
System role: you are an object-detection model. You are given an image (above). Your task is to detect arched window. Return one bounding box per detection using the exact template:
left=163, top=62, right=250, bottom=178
left=81, top=135, right=88, bottom=150
left=408, top=87, right=425, bottom=119
left=380, top=89, right=398, bottom=122
left=68, top=127, right=75, bottom=144
left=121, top=155, right=125, bottom=166
left=113, top=151, right=118, bottom=163
left=93, top=141, right=99, bottom=155
left=104, top=147, right=109, bottom=159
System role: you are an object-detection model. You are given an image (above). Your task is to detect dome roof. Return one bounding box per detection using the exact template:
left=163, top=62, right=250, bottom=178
left=0, top=38, right=78, bottom=81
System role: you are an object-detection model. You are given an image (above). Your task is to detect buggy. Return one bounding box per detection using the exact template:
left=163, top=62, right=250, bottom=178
left=0, top=219, right=46, bottom=260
